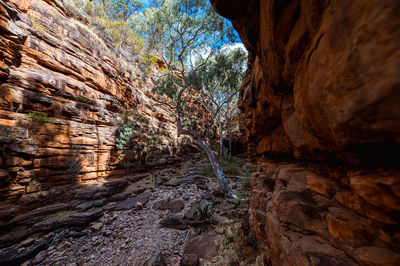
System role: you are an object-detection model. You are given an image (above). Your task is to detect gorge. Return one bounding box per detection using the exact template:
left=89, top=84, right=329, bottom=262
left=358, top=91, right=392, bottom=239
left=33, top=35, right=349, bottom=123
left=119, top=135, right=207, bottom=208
left=1, top=0, right=400, bottom=265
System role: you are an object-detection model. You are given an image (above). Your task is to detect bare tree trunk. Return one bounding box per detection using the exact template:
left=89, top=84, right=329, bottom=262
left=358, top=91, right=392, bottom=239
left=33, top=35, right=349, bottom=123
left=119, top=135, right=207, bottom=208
left=228, top=121, right=232, bottom=155
left=175, top=112, right=236, bottom=198
left=225, top=104, right=233, bottom=155
left=217, top=113, right=223, bottom=156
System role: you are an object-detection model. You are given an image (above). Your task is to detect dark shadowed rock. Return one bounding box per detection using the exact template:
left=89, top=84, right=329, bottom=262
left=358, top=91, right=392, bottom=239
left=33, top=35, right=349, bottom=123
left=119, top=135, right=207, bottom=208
left=143, top=252, right=166, bottom=266
left=155, top=199, right=184, bottom=213
left=181, top=253, right=199, bottom=266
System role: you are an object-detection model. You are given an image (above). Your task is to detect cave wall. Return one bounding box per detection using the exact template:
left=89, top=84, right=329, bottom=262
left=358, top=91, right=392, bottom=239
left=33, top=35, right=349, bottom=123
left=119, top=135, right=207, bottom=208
left=211, top=0, right=400, bottom=265
left=0, top=0, right=177, bottom=202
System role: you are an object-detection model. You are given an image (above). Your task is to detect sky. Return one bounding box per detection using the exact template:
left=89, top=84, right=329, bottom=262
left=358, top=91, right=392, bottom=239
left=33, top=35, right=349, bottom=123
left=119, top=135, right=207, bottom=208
left=141, top=0, right=151, bottom=7
left=139, top=0, right=244, bottom=46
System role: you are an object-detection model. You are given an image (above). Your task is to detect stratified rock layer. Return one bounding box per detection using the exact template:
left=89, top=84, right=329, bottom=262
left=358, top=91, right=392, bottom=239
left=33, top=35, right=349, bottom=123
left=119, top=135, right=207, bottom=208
left=211, top=0, right=400, bottom=265
left=0, top=0, right=177, bottom=201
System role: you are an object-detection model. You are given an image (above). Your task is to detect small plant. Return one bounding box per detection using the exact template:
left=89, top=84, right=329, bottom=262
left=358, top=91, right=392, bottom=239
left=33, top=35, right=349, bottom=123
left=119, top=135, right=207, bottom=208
left=141, top=54, right=158, bottom=66
left=116, top=119, right=163, bottom=168
left=116, top=111, right=150, bottom=124
left=25, top=112, right=54, bottom=123
left=29, top=15, right=45, bottom=33
left=84, top=0, right=94, bottom=13
left=116, top=121, right=144, bottom=168
left=74, top=94, right=94, bottom=104
left=64, top=146, right=83, bottom=180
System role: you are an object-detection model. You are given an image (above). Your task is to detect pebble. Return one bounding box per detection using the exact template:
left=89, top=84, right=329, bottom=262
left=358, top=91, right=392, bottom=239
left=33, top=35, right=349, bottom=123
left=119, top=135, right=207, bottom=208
left=91, top=222, right=103, bottom=231
left=20, top=237, right=34, bottom=247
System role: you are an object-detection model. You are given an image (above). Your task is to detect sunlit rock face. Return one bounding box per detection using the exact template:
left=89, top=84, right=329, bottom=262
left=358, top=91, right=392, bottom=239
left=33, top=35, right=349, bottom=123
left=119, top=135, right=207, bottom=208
left=211, top=0, right=400, bottom=264
left=0, top=0, right=177, bottom=200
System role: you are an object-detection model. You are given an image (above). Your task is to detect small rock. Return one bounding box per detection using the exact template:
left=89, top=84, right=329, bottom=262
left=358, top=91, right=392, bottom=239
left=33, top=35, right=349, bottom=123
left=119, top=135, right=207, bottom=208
left=32, top=251, right=46, bottom=264
left=91, top=222, right=103, bottom=231
left=181, top=253, right=199, bottom=266
left=156, top=199, right=184, bottom=213
left=20, top=237, right=34, bottom=247
left=136, top=202, right=143, bottom=210
left=61, top=241, right=72, bottom=248
left=143, top=252, right=166, bottom=266
left=215, top=227, right=224, bottom=234
left=224, top=227, right=234, bottom=241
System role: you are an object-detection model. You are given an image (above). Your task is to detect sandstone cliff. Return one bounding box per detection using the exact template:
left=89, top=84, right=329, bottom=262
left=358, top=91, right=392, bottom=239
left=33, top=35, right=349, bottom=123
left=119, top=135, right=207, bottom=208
left=211, top=0, right=400, bottom=265
left=0, top=0, right=178, bottom=213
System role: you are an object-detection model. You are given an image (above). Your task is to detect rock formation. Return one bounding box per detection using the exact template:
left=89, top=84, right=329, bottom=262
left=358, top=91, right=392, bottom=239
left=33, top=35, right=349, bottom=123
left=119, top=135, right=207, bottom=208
left=0, top=0, right=178, bottom=201
left=211, top=0, right=400, bottom=265
left=0, top=0, right=185, bottom=248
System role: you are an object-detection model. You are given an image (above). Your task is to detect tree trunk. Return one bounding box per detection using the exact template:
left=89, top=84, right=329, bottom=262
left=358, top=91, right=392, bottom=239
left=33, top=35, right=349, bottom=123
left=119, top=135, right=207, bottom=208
left=217, top=113, right=223, bottom=156
left=228, top=121, right=232, bottom=155
left=225, top=106, right=233, bottom=155
left=175, top=112, right=236, bottom=198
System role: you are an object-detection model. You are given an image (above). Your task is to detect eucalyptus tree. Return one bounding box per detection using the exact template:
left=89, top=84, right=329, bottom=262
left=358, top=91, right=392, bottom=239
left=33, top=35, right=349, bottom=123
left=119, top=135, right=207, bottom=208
left=102, top=0, right=144, bottom=21
left=192, top=48, right=247, bottom=156
left=135, top=0, right=238, bottom=197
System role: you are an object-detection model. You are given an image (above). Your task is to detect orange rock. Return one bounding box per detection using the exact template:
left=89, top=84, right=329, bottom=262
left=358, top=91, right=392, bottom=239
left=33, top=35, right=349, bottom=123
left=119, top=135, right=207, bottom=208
left=306, top=172, right=337, bottom=197
left=349, top=170, right=400, bottom=211
left=355, top=246, right=400, bottom=266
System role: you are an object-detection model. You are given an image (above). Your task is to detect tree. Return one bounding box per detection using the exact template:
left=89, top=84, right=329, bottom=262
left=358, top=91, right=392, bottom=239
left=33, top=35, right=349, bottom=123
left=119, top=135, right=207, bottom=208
left=103, top=0, right=144, bottom=21
left=191, top=48, right=247, bottom=156
left=136, top=0, right=239, bottom=197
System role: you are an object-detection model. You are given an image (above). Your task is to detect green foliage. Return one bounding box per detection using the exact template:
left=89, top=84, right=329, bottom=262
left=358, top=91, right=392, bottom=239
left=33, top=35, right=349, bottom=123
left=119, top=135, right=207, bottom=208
left=84, top=0, right=94, bottom=13
left=64, top=146, right=83, bottom=180
left=116, top=111, right=150, bottom=124
left=141, top=0, right=237, bottom=105
left=82, top=117, right=89, bottom=124
left=25, top=112, right=54, bottom=123
left=74, top=94, right=94, bottom=104
left=116, top=118, right=162, bottom=168
left=110, top=0, right=144, bottom=21
left=116, top=121, right=143, bottom=155
left=141, top=54, right=158, bottom=66
left=29, top=15, right=45, bottom=33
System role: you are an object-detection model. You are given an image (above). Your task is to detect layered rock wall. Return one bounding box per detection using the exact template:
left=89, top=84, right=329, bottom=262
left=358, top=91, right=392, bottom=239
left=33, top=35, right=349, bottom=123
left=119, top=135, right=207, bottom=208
left=0, top=0, right=177, bottom=201
left=211, top=0, right=400, bottom=265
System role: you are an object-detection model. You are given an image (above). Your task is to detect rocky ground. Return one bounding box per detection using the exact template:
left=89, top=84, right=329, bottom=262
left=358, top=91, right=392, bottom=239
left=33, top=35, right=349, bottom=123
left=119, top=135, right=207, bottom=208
left=6, top=153, right=260, bottom=266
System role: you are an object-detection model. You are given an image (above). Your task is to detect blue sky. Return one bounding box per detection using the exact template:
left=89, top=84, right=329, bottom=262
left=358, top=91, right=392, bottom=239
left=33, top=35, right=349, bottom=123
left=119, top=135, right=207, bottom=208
left=137, top=0, right=243, bottom=45
left=141, top=0, right=151, bottom=7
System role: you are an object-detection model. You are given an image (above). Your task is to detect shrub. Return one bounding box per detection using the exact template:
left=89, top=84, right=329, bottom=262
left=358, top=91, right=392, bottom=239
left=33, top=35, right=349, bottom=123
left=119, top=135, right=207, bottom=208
left=74, top=94, right=94, bottom=104
left=29, top=15, right=45, bottom=33
left=141, top=54, right=158, bottom=66
left=116, top=120, right=163, bottom=168
left=116, top=111, right=150, bottom=124
left=25, top=112, right=54, bottom=123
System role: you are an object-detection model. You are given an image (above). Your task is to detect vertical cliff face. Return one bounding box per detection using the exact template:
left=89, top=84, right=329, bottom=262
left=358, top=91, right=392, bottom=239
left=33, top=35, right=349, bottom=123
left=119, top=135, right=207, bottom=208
left=0, top=0, right=177, bottom=200
left=211, top=0, right=400, bottom=265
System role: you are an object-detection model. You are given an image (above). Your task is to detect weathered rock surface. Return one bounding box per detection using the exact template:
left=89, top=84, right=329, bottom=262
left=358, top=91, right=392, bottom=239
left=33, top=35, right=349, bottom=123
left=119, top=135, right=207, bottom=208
left=0, top=0, right=178, bottom=203
left=0, top=0, right=188, bottom=254
left=211, top=0, right=400, bottom=265
left=212, top=0, right=400, bottom=164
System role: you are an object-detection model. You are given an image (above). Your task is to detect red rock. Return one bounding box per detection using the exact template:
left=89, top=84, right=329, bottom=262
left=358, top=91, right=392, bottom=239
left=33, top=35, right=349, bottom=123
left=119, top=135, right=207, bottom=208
left=355, top=246, right=400, bottom=266
left=349, top=169, right=400, bottom=211
left=212, top=0, right=400, bottom=264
